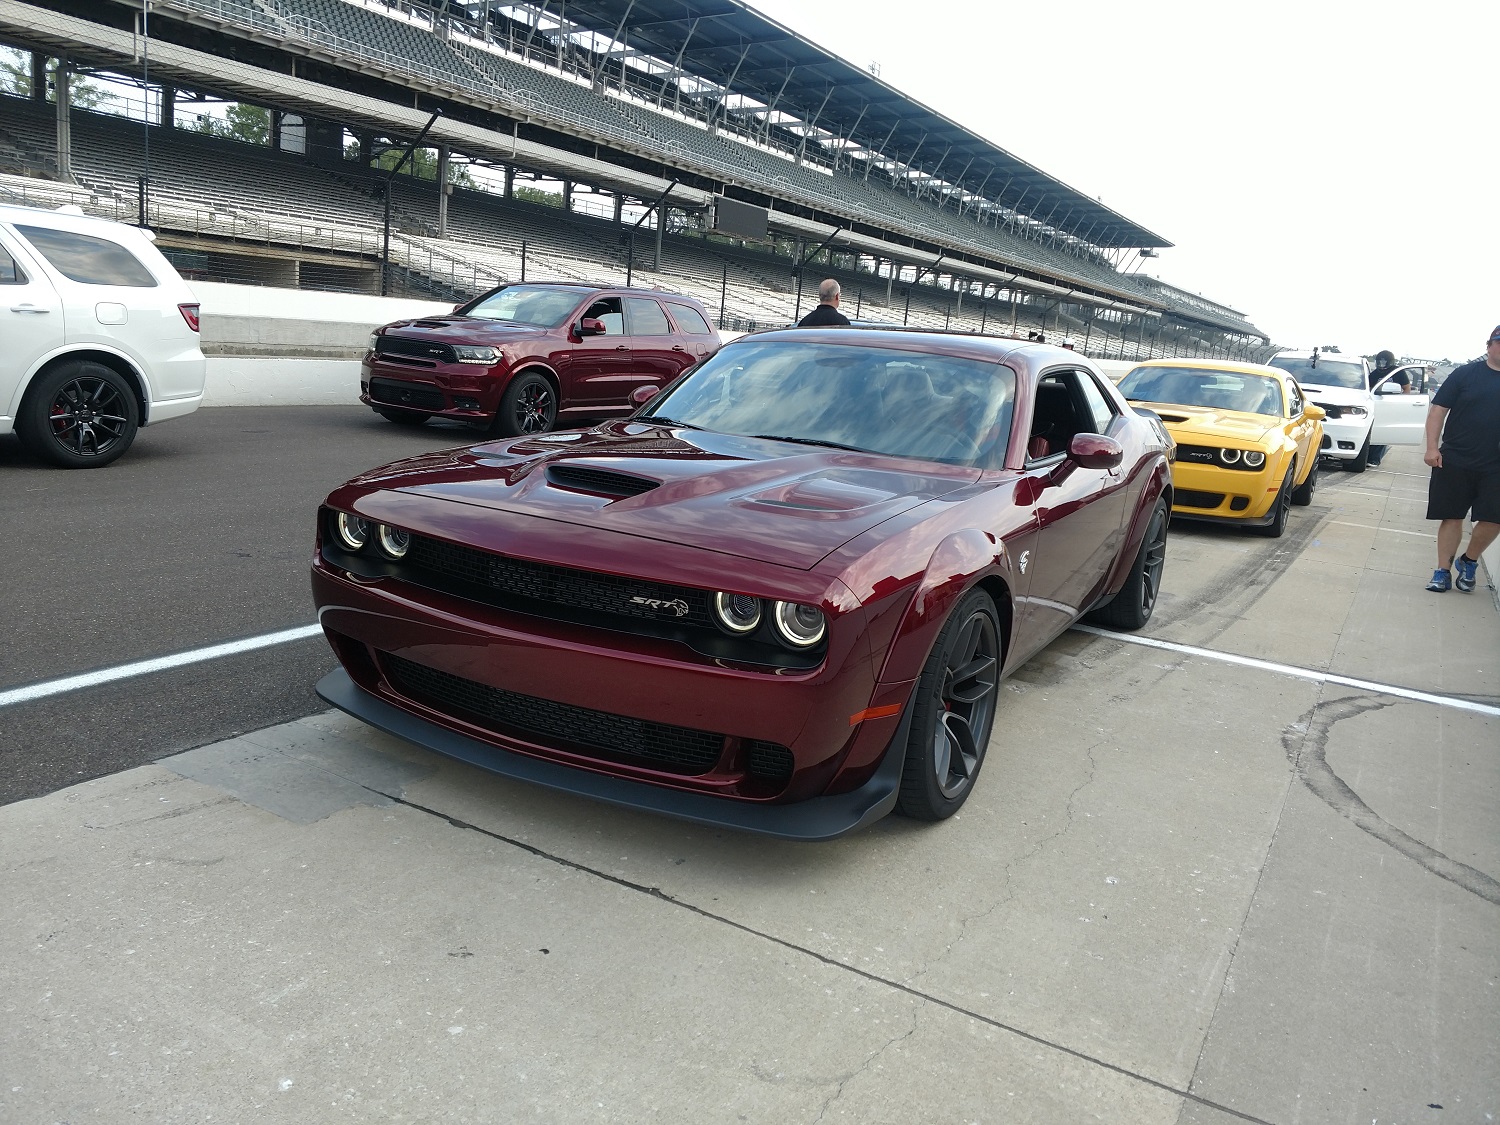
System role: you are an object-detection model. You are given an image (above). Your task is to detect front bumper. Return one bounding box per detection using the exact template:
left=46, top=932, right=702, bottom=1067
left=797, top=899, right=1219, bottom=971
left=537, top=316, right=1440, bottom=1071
left=1168, top=460, right=1283, bottom=522
left=1315, top=415, right=1371, bottom=460
left=361, top=358, right=505, bottom=421
left=316, top=667, right=909, bottom=840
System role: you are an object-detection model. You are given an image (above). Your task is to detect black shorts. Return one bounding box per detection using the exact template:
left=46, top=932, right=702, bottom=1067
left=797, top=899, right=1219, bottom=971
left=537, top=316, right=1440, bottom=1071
left=1427, top=464, right=1500, bottom=523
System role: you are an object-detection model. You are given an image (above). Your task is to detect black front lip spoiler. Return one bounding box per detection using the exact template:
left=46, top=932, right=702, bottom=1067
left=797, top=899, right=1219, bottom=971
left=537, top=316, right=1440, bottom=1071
left=315, top=668, right=907, bottom=842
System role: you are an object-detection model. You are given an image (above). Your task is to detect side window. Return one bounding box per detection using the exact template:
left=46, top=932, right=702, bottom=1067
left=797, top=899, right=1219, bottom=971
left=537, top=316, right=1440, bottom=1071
left=15, top=225, right=159, bottom=287
left=0, top=241, right=26, bottom=284
left=667, top=302, right=714, bottom=335
left=624, top=296, right=672, bottom=336
left=582, top=296, right=624, bottom=336
left=1286, top=381, right=1303, bottom=417
left=1076, top=373, right=1117, bottom=434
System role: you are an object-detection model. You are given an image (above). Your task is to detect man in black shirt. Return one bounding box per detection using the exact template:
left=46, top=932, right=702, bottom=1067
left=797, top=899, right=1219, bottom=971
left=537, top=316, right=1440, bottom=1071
left=1423, top=324, right=1500, bottom=592
left=797, top=279, right=851, bottom=327
left=1366, top=350, right=1408, bottom=467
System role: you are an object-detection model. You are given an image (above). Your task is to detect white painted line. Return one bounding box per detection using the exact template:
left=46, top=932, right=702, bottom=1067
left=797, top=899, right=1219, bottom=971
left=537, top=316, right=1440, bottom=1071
left=1329, top=521, right=1436, bottom=539
left=1072, top=625, right=1500, bottom=718
left=0, top=625, right=325, bottom=708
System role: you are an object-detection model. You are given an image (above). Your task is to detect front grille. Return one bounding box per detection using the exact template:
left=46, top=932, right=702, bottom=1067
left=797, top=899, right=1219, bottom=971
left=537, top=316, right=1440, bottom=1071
left=1320, top=434, right=1332, bottom=449
left=546, top=465, right=660, bottom=498
left=370, top=377, right=446, bottom=411
left=383, top=653, right=724, bottom=773
left=1176, top=444, right=1219, bottom=464
left=1175, top=489, right=1226, bottom=509
left=377, top=335, right=457, bottom=364
left=404, top=535, right=713, bottom=627
left=1312, top=401, right=1343, bottom=419
left=747, top=739, right=794, bottom=783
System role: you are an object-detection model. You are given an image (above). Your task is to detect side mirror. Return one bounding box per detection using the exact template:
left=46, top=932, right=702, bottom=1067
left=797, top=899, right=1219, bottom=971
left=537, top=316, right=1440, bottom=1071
left=1304, top=405, right=1327, bottom=421
left=1068, top=433, right=1123, bottom=470
left=1375, top=381, right=1403, bottom=395
left=629, top=385, right=661, bottom=405
left=577, top=318, right=606, bottom=337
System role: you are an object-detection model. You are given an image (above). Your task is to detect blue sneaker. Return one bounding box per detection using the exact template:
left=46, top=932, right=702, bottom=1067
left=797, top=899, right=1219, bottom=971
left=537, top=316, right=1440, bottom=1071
left=1454, top=555, right=1478, bottom=593
left=1426, top=568, right=1452, bottom=593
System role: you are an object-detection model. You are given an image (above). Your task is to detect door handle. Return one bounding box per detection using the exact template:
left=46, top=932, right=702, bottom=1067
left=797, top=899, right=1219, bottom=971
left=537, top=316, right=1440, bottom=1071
left=672, top=345, right=688, bottom=352
left=615, top=345, right=629, bottom=351
left=10, top=303, right=50, bottom=313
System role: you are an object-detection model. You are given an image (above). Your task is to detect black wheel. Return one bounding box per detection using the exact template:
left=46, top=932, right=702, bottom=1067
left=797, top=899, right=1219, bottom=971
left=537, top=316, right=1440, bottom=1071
left=1254, top=467, right=1293, bottom=538
left=895, top=588, right=1001, bottom=821
left=1346, top=437, right=1370, bottom=473
left=18, top=360, right=139, bottom=468
left=376, top=408, right=431, bottom=426
left=494, top=372, right=558, bottom=436
left=1088, top=499, right=1168, bottom=631
left=1290, top=456, right=1318, bottom=505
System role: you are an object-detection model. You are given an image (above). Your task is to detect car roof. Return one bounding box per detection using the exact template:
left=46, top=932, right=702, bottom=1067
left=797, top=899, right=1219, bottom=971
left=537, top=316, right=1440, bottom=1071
left=1268, top=350, right=1364, bottom=363
left=0, top=203, right=152, bottom=241
left=497, top=280, right=702, bottom=302
left=724, top=327, right=1105, bottom=381
left=1125, top=357, right=1292, bottom=380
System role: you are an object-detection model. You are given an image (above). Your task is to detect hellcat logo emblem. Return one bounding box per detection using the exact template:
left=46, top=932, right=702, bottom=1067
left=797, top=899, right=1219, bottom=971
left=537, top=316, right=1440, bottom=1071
left=1018, top=550, right=1030, bottom=575
left=630, top=596, right=690, bottom=617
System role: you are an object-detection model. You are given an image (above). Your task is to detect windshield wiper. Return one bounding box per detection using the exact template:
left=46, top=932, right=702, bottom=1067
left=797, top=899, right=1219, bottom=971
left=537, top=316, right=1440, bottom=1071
left=749, top=434, right=868, bottom=452
left=641, top=416, right=701, bottom=431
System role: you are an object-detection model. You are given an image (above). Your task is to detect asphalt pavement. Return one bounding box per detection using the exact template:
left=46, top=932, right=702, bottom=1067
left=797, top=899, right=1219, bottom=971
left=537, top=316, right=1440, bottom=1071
left=0, top=406, right=477, bottom=803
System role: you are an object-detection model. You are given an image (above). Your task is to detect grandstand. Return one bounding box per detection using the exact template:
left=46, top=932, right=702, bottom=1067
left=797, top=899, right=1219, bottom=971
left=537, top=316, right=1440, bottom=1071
left=0, top=0, right=1272, bottom=360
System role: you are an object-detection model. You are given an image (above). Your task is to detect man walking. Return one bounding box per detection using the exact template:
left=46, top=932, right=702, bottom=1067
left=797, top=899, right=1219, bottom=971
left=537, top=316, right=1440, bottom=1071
left=797, top=279, right=851, bottom=327
left=1424, top=324, right=1500, bottom=593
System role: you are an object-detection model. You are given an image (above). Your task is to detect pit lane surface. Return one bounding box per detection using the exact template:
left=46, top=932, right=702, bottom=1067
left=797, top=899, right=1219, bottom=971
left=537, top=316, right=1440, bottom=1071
left=3, top=412, right=1497, bottom=1123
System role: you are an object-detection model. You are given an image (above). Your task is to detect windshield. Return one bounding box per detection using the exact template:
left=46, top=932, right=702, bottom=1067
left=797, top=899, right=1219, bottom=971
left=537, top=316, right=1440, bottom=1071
left=640, top=339, right=1015, bottom=468
left=1267, top=355, right=1365, bottom=390
left=460, top=285, right=585, bottom=327
left=1117, top=366, right=1285, bottom=417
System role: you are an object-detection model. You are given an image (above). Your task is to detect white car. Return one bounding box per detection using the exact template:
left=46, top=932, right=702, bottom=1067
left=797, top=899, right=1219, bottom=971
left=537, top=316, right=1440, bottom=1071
left=1266, top=350, right=1428, bottom=472
left=0, top=204, right=206, bottom=468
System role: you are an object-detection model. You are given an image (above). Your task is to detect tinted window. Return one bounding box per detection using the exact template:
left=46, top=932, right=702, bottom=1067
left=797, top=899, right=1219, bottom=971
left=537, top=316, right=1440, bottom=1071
left=667, top=303, right=714, bottom=334
left=581, top=296, right=624, bottom=335
left=1267, top=355, right=1365, bottom=390
left=642, top=339, right=1014, bottom=468
left=1076, top=372, right=1116, bottom=433
left=462, top=284, right=586, bottom=327
left=1118, top=365, right=1285, bottom=417
left=625, top=297, right=672, bottom=336
left=0, top=243, right=24, bottom=284
left=1286, top=381, right=1302, bottom=416
left=15, top=225, right=158, bottom=287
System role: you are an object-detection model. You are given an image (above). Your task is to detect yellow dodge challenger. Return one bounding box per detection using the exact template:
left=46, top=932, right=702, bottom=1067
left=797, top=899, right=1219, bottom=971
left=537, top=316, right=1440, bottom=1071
left=1116, top=359, right=1324, bottom=538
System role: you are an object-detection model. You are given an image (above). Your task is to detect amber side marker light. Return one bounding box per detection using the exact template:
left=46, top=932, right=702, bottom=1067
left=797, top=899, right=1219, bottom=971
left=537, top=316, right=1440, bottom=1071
left=849, top=704, right=903, bottom=726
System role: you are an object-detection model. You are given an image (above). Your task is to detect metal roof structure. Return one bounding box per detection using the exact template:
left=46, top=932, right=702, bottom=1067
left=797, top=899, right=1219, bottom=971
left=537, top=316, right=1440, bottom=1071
left=543, top=0, right=1172, bottom=250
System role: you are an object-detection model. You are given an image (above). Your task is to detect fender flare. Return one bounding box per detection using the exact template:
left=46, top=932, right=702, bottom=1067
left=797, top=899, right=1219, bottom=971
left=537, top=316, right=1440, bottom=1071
left=877, top=528, right=1015, bottom=686
left=11, top=344, right=152, bottom=424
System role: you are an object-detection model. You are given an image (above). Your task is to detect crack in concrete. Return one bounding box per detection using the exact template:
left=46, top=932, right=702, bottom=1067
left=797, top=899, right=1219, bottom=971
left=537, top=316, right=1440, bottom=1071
left=1284, top=696, right=1500, bottom=907
left=811, top=1002, right=924, bottom=1123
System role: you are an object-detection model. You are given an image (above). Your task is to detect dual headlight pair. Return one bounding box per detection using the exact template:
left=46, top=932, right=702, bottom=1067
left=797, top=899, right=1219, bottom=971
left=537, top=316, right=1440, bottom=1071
left=331, top=511, right=409, bottom=560
left=366, top=334, right=498, bottom=366
left=1216, top=448, right=1267, bottom=470
left=715, top=592, right=826, bottom=649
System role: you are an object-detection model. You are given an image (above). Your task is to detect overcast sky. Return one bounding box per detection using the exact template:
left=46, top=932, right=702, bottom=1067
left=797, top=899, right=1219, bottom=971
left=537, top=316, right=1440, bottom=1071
left=749, top=0, right=1495, bottom=363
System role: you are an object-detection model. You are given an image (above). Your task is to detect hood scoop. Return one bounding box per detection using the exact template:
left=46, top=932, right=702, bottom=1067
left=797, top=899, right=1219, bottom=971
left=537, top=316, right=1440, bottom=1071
left=546, top=464, right=660, bottom=498
left=1156, top=413, right=1191, bottom=423
left=410, top=319, right=453, bottom=328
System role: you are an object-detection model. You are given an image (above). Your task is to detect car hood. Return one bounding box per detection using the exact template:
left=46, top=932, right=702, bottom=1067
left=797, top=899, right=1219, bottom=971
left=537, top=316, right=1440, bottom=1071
left=1295, top=383, right=1371, bottom=405
left=381, top=316, right=551, bottom=343
left=1130, top=400, right=1281, bottom=445
left=349, top=421, right=984, bottom=570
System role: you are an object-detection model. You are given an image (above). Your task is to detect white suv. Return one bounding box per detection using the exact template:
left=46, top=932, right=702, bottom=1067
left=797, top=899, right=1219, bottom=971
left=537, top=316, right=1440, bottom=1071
left=1266, top=350, right=1428, bottom=472
left=0, top=204, right=206, bottom=468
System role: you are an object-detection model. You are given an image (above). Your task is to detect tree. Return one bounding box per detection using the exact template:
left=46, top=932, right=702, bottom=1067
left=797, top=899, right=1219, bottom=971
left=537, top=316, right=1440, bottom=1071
left=0, top=48, right=106, bottom=110
left=514, top=185, right=562, bottom=208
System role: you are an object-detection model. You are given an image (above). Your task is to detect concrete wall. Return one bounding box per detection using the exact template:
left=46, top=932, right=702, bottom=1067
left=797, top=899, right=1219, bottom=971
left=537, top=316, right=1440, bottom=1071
left=194, top=282, right=453, bottom=407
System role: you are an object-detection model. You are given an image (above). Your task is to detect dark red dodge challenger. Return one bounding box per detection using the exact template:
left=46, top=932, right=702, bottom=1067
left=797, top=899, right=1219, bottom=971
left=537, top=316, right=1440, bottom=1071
left=314, top=330, right=1172, bottom=839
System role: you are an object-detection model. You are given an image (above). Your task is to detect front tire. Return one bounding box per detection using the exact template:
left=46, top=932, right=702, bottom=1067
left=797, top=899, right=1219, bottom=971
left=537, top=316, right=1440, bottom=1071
left=1087, top=499, right=1168, bottom=631
left=18, top=360, right=139, bottom=468
left=1290, top=456, right=1318, bottom=505
left=1254, top=467, right=1293, bottom=538
left=1346, top=437, right=1370, bottom=473
left=895, top=588, right=1001, bottom=821
left=494, top=371, right=558, bottom=436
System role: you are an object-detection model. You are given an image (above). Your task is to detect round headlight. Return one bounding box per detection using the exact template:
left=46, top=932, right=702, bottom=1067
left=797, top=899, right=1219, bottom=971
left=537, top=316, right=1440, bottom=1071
left=376, top=523, right=411, bottom=559
left=1219, top=448, right=1241, bottom=465
left=772, top=601, right=827, bottom=648
left=712, top=591, right=762, bottom=634
left=333, top=511, right=370, bottom=551
left=1242, top=450, right=1266, bottom=468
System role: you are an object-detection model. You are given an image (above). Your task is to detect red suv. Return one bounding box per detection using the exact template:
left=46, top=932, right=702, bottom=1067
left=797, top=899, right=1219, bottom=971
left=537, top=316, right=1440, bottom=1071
left=362, top=283, right=721, bottom=435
